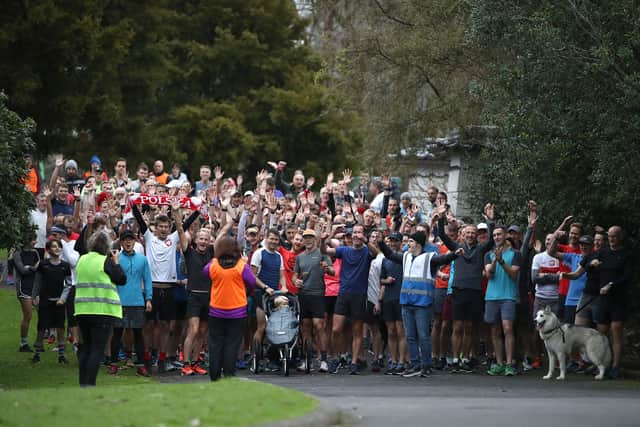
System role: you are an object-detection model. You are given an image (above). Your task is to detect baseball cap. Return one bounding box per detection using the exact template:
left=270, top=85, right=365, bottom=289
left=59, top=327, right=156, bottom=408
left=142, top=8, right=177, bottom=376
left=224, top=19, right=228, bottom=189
left=49, top=225, right=68, bottom=236
left=244, top=190, right=255, bottom=197
left=388, top=231, right=403, bottom=241
left=119, top=230, right=136, bottom=241
left=246, top=226, right=259, bottom=235
left=400, top=192, right=411, bottom=200
left=302, top=229, right=316, bottom=238
left=578, top=235, right=594, bottom=245
left=507, top=225, right=521, bottom=233
left=477, top=223, right=488, bottom=231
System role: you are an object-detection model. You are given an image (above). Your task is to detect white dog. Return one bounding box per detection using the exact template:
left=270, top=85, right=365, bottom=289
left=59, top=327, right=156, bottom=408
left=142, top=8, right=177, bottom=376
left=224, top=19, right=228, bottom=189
left=534, top=306, right=611, bottom=380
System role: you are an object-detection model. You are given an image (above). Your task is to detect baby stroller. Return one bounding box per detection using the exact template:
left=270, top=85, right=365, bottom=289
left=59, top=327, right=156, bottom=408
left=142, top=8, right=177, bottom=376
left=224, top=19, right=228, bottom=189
left=252, top=291, right=300, bottom=376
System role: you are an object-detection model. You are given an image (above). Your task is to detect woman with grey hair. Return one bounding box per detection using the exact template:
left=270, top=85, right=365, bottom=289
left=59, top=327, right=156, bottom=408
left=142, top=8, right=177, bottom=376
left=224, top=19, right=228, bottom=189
left=74, top=231, right=127, bottom=387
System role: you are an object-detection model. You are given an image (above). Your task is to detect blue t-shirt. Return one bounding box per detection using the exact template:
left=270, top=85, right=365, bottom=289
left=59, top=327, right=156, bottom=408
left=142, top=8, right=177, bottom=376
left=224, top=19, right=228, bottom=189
left=484, top=248, right=521, bottom=301
left=335, top=245, right=371, bottom=295
left=562, top=252, right=586, bottom=306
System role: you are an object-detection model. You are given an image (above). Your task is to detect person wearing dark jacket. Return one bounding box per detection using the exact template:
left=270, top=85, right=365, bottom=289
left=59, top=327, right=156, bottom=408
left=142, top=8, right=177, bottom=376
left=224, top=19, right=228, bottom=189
left=436, top=200, right=495, bottom=373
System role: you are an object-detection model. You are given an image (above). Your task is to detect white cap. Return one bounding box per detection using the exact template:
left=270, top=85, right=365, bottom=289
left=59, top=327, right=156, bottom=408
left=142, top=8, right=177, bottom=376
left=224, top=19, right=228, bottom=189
left=477, top=222, right=488, bottom=231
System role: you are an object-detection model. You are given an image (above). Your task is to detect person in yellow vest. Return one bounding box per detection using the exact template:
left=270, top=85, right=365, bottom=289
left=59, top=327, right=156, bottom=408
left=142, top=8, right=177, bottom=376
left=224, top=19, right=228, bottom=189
left=75, top=231, right=126, bottom=387
left=205, top=236, right=257, bottom=381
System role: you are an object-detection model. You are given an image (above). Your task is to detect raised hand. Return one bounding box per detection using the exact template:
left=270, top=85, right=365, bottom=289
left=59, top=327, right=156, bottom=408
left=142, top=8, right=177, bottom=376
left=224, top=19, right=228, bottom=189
left=236, top=174, right=243, bottom=189
left=483, top=203, right=495, bottom=221
left=73, top=185, right=81, bottom=199
left=342, top=169, right=352, bottom=185
left=528, top=210, right=538, bottom=227
left=326, top=172, right=334, bottom=187
left=380, top=173, right=390, bottom=188
left=43, top=185, right=52, bottom=199
left=267, top=161, right=278, bottom=170
left=528, top=200, right=537, bottom=213
left=306, top=176, right=315, bottom=188
left=54, top=154, right=65, bottom=168
left=214, top=166, right=224, bottom=181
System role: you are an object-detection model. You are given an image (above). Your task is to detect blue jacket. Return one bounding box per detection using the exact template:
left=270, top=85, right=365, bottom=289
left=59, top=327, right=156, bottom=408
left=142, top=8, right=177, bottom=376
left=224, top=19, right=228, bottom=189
left=118, top=250, right=153, bottom=306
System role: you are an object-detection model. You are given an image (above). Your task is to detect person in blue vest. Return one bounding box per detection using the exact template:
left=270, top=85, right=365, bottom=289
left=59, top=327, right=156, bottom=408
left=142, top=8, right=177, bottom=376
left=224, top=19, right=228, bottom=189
left=75, top=231, right=127, bottom=387
left=378, top=231, right=461, bottom=377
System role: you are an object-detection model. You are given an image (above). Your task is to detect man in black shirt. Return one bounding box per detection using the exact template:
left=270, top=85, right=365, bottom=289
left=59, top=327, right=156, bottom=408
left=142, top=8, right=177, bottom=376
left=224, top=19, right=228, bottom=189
left=180, top=229, right=214, bottom=376
left=563, top=226, right=632, bottom=379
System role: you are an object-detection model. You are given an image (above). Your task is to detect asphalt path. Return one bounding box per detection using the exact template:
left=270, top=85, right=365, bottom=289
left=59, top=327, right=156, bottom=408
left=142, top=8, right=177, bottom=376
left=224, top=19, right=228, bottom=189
left=242, top=367, right=640, bottom=427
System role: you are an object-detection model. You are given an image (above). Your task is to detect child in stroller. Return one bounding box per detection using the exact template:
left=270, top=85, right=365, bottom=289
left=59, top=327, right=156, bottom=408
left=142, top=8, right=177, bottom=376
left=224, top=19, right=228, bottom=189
left=251, top=292, right=300, bottom=376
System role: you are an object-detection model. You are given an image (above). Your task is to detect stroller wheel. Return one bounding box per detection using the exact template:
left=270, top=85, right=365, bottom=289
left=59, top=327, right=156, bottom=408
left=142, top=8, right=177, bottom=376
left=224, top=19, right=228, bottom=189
left=251, top=339, right=262, bottom=374
left=283, top=344, right=290, bottom=377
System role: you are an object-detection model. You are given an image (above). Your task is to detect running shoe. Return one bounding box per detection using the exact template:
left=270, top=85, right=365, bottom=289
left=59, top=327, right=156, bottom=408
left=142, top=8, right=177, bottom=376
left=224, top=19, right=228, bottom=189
left=32, top=353, right=41, bottom=363
left=432, top=357, right=444, bottom=370
left=319, top=360, right=329, bottom=373
left=522, top=357, right=533, bottom=372
left=329, top=359, right=339, bottom=374
left=349, top=363, right=359, bottom=375
left=19, top=343, right=33, bottom=353
left=297, top=360, right=307, bottom=372
left=266, top=361, right=281, bottom=372
left=384, top=363, right=397, bottom=375
left=171, top=359, right=184, bottom=369
left=503, top=364, right=515, bottom=377
left=108, top=364, right=119, bottom=375
left=402, top=365, right=422, bottom=378
left=137, top=366, right=151, bottom=377
left=449, top=362, right=459, bottom=374
left=531, top=356, right=542, bottom=369
left=487, top=364, right=504, bottom=376
left=394, top=364, right=407, bottom=376
left=47, top=335, right=56, bottom=345
left=192, top=364, right=208, bottom=376
left=181, top=365, right=194, bottom=376
left=236, top=358, right=247, bottom=370
left=459, top=361, right=473, bottom=373
left=165, top=361, right=177, bottom=372
left=608, top=366, right=621, bottom=380
left=58, top=355, right=69, bottom=365
left=420, top=368, right=432, bottom=377
left=566, top=361, right=581, bottom=373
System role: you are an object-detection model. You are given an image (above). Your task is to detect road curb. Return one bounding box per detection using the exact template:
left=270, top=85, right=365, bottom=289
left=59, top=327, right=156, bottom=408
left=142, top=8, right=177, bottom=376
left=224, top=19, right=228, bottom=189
left=258, top=400, right=348, bottom=427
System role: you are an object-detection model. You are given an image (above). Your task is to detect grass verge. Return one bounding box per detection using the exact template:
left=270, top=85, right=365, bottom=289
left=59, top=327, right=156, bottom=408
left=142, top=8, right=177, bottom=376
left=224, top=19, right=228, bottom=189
left=0, top=288, right=316, bottom=426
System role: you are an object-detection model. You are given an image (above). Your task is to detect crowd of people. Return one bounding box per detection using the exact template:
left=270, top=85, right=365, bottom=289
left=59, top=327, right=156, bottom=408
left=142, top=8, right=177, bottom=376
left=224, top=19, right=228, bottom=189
left=10, top=153, right=633, bottom=385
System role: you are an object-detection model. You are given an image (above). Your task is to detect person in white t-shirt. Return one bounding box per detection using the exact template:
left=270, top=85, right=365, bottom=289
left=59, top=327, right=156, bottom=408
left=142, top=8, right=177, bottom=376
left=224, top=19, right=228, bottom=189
left=531, top=233, right=562, bottom=316
left=30, top=193, right=48, bottom=257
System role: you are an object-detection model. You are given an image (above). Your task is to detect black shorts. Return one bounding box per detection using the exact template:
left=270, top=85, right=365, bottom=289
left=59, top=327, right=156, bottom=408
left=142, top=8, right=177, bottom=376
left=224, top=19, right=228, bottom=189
left=65, top=287, right=77, bottom=327
left=324, top=296, right=338, bottom=315
left=451, top=288, right=483, bottom=322
left=147, top=287, right=176, bottom=321
left=363, top=301, right=380, bottom=324
left=37, top=301, right=66, bottom=330
left=594, top=296, right=627, bottom=324
left=382, top=299, right=402, bottom=322
left=186, top=292, right=210, bottom=320
left=334, top=293, right=367, bottom=321
left=299, top=294, right=325, bottom=319
left=175, top=300, right=187, bottom=320
left=115, top=306, right=146, bottom=329
left=16, top=278, right=34, bottom=299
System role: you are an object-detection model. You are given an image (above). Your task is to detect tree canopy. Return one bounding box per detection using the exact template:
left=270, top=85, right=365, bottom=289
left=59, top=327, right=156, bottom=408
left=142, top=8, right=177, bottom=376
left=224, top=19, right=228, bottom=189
left=0, top=94, right=36, bottom=249
left=0, top=0, right=362, bottom=179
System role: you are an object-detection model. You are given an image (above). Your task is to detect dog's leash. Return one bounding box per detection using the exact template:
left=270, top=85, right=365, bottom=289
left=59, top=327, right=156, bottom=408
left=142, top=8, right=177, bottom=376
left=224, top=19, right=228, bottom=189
left=574, top=294, right=599, bottom=315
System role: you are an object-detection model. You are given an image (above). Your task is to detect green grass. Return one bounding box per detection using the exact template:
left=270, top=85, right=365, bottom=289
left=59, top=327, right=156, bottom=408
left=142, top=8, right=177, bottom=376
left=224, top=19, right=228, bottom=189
left=0, top=288, right=316, bottom=426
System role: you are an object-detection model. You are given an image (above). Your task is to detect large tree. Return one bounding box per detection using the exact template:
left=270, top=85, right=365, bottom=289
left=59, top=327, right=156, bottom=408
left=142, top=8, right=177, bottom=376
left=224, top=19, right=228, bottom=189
left=466, top=0, right=640, bottom=241
left=0, top=1, right=362, bottom=179
left=0, top=94, right=36, bottom=248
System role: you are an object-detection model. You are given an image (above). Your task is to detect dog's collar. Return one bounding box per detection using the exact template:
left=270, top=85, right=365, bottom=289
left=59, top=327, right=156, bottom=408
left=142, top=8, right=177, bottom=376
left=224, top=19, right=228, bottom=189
left=541, top=324, right=565, bottom=343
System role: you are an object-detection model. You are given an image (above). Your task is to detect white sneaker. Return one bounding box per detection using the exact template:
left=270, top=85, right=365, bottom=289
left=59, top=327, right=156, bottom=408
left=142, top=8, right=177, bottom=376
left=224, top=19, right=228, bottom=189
left=297, top=360, right=307, bottom=372
left=319, top=360, right=329, bottom=373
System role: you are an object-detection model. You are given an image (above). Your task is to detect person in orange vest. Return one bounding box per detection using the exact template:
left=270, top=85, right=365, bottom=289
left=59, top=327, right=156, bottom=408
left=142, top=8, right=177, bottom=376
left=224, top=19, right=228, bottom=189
left=205, top=236, right=257, bottom=381
left=23, top=154, right=40, bottom=195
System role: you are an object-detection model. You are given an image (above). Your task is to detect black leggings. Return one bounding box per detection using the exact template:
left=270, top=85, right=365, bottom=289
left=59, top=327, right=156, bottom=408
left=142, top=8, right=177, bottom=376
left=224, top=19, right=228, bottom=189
left=76, top=315, right=114, bottom=387
left=208, top=317, right=245, bottom=381
left=110, top=327, right=145, bottom=365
